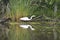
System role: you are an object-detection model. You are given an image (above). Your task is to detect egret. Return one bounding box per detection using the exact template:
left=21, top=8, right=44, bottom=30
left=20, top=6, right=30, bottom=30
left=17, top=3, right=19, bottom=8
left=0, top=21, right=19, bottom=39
left=20, top=15, right=35, bottom=21
left=19, top=24, right=35, bottom=30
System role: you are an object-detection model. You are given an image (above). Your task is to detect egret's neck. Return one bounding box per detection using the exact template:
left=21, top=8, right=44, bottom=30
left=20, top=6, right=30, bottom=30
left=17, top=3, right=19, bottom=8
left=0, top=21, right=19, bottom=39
left=30, top=16, right=34, bottom=19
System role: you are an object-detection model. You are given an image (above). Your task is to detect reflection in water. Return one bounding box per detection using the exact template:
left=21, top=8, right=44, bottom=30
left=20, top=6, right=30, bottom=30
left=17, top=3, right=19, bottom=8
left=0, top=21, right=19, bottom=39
left=6, top=23, right=60, bottom=40
left=19, top=24, right=35, bottom=30
left=0, top=23, right=10, bottom=40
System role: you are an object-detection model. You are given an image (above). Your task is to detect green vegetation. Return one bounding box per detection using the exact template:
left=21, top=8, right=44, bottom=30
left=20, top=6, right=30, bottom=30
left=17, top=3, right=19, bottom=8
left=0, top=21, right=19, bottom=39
left=6, top=0, right=60, bottom=22
left=8, top=0, right=60, bottom=40
left=0, top=0, right=60, bottom=40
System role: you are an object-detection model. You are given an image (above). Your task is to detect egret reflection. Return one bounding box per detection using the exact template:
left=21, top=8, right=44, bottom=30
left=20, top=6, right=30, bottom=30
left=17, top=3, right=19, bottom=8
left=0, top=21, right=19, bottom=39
left=19, top=24, right=35, bottom=30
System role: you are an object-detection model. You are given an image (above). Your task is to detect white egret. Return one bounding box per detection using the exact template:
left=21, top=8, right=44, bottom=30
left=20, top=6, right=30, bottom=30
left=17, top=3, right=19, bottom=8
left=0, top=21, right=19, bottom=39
left=20, top=15, right=35, bottom=21
left=19, top=24, right=35, bottom=30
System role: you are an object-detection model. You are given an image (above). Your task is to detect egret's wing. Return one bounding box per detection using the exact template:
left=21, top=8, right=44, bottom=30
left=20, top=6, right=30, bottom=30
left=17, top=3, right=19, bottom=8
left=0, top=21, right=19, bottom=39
left=20, top=17, right=30, bottom=20
left=20, top=17, right=28, bottom=19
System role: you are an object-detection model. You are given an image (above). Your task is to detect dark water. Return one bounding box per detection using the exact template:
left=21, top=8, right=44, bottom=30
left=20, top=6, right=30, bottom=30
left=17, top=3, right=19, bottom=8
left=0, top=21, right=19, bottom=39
left=0, top=22, right=60, bottom=40
left=0, top=23, right=9, bottom=40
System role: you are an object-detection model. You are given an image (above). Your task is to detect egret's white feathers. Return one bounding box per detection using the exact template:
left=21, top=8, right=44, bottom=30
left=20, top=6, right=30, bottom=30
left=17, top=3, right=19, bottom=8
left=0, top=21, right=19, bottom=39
left=20, top=15, right=35, bottom=21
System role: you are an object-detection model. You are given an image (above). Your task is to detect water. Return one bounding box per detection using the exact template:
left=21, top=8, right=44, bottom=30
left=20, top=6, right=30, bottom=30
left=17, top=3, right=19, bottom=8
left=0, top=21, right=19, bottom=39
left=19, top=24, right=35, bottom=30
left=0, top=22, right=60, bottom=40
left=0, top=23, right=9, bottom=40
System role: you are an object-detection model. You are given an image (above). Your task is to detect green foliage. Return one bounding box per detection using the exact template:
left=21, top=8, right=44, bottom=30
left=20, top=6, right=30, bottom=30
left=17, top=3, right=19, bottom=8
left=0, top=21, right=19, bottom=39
left=8, top=0, right=60, bottom=21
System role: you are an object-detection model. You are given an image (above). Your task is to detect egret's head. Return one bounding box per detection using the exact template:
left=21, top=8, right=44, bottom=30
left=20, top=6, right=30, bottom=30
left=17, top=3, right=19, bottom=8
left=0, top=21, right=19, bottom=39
left=32, top=15, right=36, bottom=17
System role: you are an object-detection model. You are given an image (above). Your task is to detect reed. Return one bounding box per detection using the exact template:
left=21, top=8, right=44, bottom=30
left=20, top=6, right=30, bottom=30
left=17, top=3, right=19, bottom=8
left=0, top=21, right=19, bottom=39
left=8, top=0, right=31, bottom=21
left=8, top=0, right=57, bottom=21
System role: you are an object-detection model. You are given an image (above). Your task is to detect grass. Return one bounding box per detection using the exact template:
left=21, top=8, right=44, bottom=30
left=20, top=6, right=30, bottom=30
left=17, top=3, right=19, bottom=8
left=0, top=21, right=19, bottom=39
left=5, top=0, right=60, bottom=40
left=8, top=0, right=53, bottom=21
left=8, top=0, right=32, bottom=21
